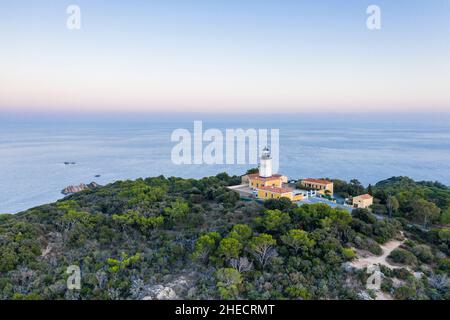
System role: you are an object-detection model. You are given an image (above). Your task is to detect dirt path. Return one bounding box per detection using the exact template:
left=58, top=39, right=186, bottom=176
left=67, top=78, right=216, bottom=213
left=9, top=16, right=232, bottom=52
left=351, top=238, right=405, bottom=270
left=350, top=234, right=406, bottom=300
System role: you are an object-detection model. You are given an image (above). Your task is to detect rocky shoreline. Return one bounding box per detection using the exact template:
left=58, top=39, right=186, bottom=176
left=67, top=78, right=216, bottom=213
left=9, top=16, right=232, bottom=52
left=61, top=182, right=100, bottom=195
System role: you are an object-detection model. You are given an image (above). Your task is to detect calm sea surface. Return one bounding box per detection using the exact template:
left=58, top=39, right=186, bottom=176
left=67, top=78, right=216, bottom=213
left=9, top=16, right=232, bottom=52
left=1, top=113, right=450, bottom=213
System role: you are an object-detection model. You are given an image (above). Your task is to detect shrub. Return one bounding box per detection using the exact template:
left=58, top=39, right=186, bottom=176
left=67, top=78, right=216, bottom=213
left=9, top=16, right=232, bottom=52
left=341, top=248, right=356, bottom=260
left=393, top=268, right=413, bottom=280
left=388, top=248, right=418, bottom=266
left=437, top=258, right=450, bottom=272
left=354, top=237, right=383, bottom=255
left=285, top=285, right=310, bottom=300
left=352, top=209, right=376, bottom=224
left=411, top=245, right=434, bottom=263
left=394, top=285, right=416, bottom=300
left=381, top=277, right=394, bottom=293
left=216, top=268, right=242, bottom=299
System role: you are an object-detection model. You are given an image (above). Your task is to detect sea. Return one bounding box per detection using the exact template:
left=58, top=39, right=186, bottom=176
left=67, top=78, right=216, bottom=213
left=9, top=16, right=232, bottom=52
left=1, top=112, right=450, bottom=214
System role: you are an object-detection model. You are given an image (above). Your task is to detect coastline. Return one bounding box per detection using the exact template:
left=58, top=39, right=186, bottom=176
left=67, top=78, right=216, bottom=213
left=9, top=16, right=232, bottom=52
left=4, top=172, right=450, bottom=215
left=2, top=115, right=450, bottom=214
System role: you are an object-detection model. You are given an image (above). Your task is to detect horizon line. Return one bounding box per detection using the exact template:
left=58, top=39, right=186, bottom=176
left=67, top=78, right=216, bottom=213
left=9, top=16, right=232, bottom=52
left=2, top=109, right=450, bottom=116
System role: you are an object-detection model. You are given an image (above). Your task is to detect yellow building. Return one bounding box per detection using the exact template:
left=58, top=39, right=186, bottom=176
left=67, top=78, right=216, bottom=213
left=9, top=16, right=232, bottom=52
left=240, top=147, right=302, bottom=202
left=257, top=186, right=303, bottom=201
left=352, top=194, right=373, bottom=209
left=301, top=178, right=334, bottom=196
left=246, top=173, right=285, bottom=189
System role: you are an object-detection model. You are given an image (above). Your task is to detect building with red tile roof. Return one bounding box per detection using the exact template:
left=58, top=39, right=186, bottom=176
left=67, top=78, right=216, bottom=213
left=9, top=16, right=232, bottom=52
left=240, top=147, right=296, bottom=201
left=300, top=178, right=334, bottom=196
left=257, top=186, right=303, bottom=201
left=352, top=194, right=373, bottom=209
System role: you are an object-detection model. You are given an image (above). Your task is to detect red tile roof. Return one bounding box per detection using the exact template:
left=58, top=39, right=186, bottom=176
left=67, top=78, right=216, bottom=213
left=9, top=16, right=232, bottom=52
left=247, top=173, right=283, bottom=182
left=302, top=178, right=333, bottom=185
left=259, top=186, right=293, bottom=194
left=354, top=194, right=373, bottom=200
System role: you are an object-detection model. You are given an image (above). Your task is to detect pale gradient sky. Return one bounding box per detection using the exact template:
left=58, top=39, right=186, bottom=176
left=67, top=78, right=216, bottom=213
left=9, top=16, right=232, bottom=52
left=1, top=0, right=449, bottom=113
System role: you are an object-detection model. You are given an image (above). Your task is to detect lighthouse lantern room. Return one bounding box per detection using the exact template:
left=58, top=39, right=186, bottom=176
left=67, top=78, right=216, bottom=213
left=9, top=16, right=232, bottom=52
left=259, top=146, right=273, bottom=178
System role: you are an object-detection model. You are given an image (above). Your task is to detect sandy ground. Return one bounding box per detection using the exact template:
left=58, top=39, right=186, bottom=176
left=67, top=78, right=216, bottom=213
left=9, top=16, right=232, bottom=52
left=375, top=291, right=394, bottom=300
left=351, top=239, right=405, bottom=270
left=350, top=234, right=406, bottom=300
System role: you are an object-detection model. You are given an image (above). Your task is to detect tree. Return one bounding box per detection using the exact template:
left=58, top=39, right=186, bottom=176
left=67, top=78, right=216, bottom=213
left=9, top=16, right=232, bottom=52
left=257, top=209, right=291, bottom=232
left=193, top=232, right=221, bottom=262
left=229, top=257, right=253, bottom=273
left=246, top=168, right=259, bottom=175
left=164, top=198, right=190, bottom=222
left=320, top=209, right=352, bottom=240
left=248, top=234, right=277, bottom=269
left=107, top=252, right=142, bottom=273
left=229, top=224, right=252, bottom=243
left=386, top=196, right=399, bottom=218
left=331, top=179, right=351, bottom=198
left=410, top=199, right=441, bottom=228
left=286, top=285, right=311, bottom=300
left=120, top=181, right=166, bottom=208
left=372, top=219, right=401, bottom=243
left=280, top=229, right=315, bottom=254
left=264, top=197, right=295, bottom=211
left=59, top=209, right=95, bottom=232
left=349, top=179, right=365, bottom=196
left=441, top=207, right=450, bottom=225
left=367, top=184, right=374, bottom=196
left=56, top=200, right=79, bottom=211
left=352, top=208, right=376, bottom=224
left=217, top=238, right=242, bottom=261
left=0, top=247, right=19, bottom=272
left=216, top=268, right=242, bottom=299
left=113, top=210, right=164, bottom=232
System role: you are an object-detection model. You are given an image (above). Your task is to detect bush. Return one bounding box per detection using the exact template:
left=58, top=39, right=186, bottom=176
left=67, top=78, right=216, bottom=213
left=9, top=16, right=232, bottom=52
left=411, top=245, right=434, bottom=263
left=352, top=209, right=376, bottom=224
left=394, top=285, right=416, bottom=300
left=285, top=285, right=310, bottom=300
left=353, top=236, right=383, bottom=255
left=437, top=258, right=450, bottom=272
left=393, top=268, right=413, bottom=281
left=372, top=219, right=401, bottom=243
left=381, top=277, right=394, bottom=293
left=264, top=198, right=295, bottom=211
left=341, top=248, right=356, bottom=260
left=388, top=248, right=418, bottom=266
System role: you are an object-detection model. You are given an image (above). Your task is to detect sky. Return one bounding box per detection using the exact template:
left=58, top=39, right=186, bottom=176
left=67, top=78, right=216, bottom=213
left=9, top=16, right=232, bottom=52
left=0, top=0, right=449, bottom=114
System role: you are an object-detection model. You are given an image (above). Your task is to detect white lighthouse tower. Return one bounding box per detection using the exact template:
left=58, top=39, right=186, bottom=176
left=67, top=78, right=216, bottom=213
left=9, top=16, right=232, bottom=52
left=259, top=146, right=273, bottom=178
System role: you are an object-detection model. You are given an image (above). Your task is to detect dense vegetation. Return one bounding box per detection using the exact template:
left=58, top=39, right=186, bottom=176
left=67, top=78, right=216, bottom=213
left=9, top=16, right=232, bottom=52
left=0, top=174, right=448, bottom=300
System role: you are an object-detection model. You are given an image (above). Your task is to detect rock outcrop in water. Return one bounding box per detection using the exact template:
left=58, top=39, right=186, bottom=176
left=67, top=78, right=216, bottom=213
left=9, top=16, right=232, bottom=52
left=61, top=182, right=100, bottom=195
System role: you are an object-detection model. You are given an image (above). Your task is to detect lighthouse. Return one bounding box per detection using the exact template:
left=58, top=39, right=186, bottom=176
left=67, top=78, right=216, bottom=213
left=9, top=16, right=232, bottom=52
left=259, top=146, right=273, bottom=178
left=243, top=147, right=298, bottom=201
